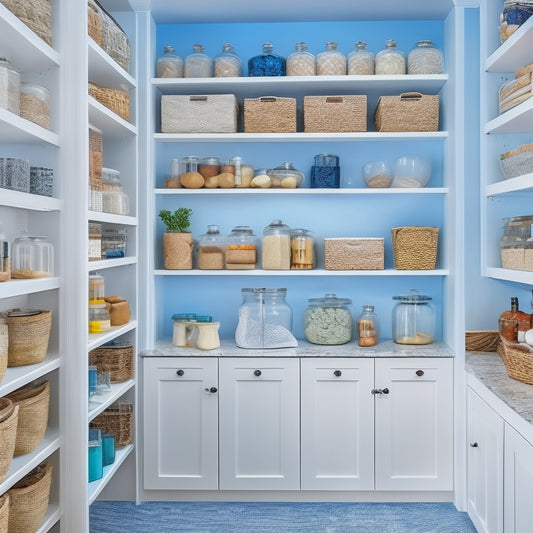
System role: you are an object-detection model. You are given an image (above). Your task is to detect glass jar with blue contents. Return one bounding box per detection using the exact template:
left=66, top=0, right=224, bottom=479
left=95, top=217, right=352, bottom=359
left=248, top=43, right=286, bottom=76
left=311, top=154, right=340, bottom=188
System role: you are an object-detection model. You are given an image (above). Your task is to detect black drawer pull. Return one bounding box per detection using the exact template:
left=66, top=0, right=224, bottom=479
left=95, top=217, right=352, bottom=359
left=176, top=369, right=184, bottom=376
left=254, top=369, right=262, bottom=377
left=334, top=370, right=342, bottom=377
left=416, top=370, right=424, bottom=377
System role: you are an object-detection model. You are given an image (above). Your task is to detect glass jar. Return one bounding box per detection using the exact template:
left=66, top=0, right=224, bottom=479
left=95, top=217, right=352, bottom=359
left=184, top=44, right=214, bottom=78
left=89, top=272, right=105, bottom=304
left=178, top=155, right=200, bottom=175
left=347, top=41, right=375, bottom=75
left=235, top=288, right=297, bottom=349
left=0, top=57, right=20, bottom=115
left=357, top=305, right=379, bottom=347
left=262, top=219, right=291, bottom=270
left=407, top=40, right=443, bottom=75
left=20, top=82, right=50, bottom=129
left=375, top=40, right=406, bottom=75
left=286, top=42, right=316, bottom=76
left=11, top=235, right=54, bottom=279
left=392, top=289, right=434, bottom=345
left=88, top=428, right=103, bottom=482
left=304, top=293, right=352, bottom=345
left=267, top=162, right=304, bottom=188
left=198, top=157, right=220, bottom=179
left=225, top=226, right=257, bottom=269
left=197, top=225, right=225, bottom=270
left=102, top=167, right=130, bottom=215
left=316, top=41, right=346, bottom=76
left=228, top=156, right=244, bottom=186
left=214, top=43, right=242, bottom=77
left=311, top=153, right=340, bottom=188
left=362, top=160, right=392, bottom=188
left=172, top=313, right=197, bottom=347
left=102, top=433, right=116, bottom=466
left=89, top=303, right=111, bottom=333
left=248, top=43, right=286, bottom=77
left=290, top=228, right=314, bottom=270
left=156, top=45, right=184, bottom=78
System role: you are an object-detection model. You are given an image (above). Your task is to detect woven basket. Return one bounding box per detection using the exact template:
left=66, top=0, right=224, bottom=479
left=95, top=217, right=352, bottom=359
left=8, top=461, right=53, bottom=533
left=465, top=330, right=500, bottom=352
left=0, top=0, right=52, bottom=46
left=89, top=344, right=134, bottom=383
left=392, top=226, right=439, bottom=270
left=0, top=493, right=8, bottom=533
left=89, top=82, right=130, bottom=122
left=0, top=321, right=7, bottom=383
left=304, top=95, right=367, bottom=133
left=88, top=0, right=104, bottom=47
left=498, top=336, right=533, bottom=384
left=324, top=238, right=384, bottom=270
left=499, top=150, right=533, bottom=179
left=98, top=1, right=130, bottom=72
left=6, top=381, right=49, bottom=456
left=244, top=96, right=297, bottom=133
left=89, top=125, right=103, bottom=201
left=0, top=403, right=18, bottom=484
left=91, top=403, right=133, bottom=447
left=374, top=92, right=439, bottom=132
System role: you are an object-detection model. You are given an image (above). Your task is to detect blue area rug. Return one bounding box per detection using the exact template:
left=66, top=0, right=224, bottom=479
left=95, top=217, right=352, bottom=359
left=90, top=501, right=477, bottom=532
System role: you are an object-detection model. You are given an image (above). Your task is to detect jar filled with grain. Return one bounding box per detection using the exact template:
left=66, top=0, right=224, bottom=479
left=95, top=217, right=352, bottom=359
left=248, top=43, right=286, bottom=76
left=316, top=41, right=346, bottom=76
left=407, top=40, right=444, bottom=75
left=102, top=167, right=130, bottom=215
left=20, top=82, right=50, bottom=129
left=286, top=42, right=316, bottom=76
left=262, top=219, right=291, bottom=270
left=347, top=41, right=374, bottom=75
left=357, top=304, right=379, bottom=346
left=156, top=45, right=184, bottom=78
left=214, top=43, right=242, bottom=77
left=225, top=226, right=257, bottom=269
left=304, top=293, right=353, bottom=345
left=392, top=289, right=434, bottom=345
left=375, top=40, right=406, bottom=75
left=184, top=44, right=214, bottom=78
left=198, top=157, right=220, bottom=179
left=290, top=228, right=314, bottom=269
left=0, top=57, right=20, bottom=115
left=197, top=225, right=225, bottom=270
left=11, top=235, right=54, bottom=279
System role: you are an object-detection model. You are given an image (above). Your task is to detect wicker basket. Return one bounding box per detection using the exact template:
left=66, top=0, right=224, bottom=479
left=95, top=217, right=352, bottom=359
left=465, top=330, right=500, bottom=352
left=498, top=336, right=533, bottom=384
left=499, top=149, right=533, bottom=179
left=391, top=226, right=439, bottom=270
left=0, top=0, right=52, bottom=46
left=89, top=82, right=130, bottom=122
left=0, top=492, right=8, bottom=533
left=244, top=96, right=297, bottom=133
left=374, top=92, right=439, bottom=132
left=89, top=344, right=134, bottom=383
left=97, top=0, right=130, bottom=72
left=91, top=403, right=133, bottom=447
left=324, top=238, right=384, bottom=270
left=303, top=95, right=367, bottom=133
left=8, top=461, right=53, bottom=533
left=0, top=321, right=7, bottom=383
left=6, top=381, right=50, bottom=456
left=0, top=402, right=18, bottom=484
left=88, top=0, right=104, bottom=47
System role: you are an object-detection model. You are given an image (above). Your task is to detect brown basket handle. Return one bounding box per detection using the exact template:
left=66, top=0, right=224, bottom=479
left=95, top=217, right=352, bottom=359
left=189, top=95, right=208, bottom=102
left=325, top=97, right=344, bottom=103
left=258, top=96, right=280, bottom=102
left=399, top=92, right=423, bottom=101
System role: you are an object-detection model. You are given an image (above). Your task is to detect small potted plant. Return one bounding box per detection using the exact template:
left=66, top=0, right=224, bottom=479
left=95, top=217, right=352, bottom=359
left=159, top=207, right=194, bottom=269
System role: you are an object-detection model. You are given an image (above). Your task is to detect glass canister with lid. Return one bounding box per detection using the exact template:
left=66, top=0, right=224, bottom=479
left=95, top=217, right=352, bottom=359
left=248, top=43, right=286, bottom=77
left=316, top=41, right=346, bottom=76
left=102, top=167, right=130, bottom=215
left=11, top=235, right=54, bottom=279
left=184, top=44, right=214, bottom=78
left=156, top=45, right=184, bottom=78
left=20, top=82, right=50, bottom=129
left=225, top=226, right=257, bottom=269
left=392, top=289, right=434, bottom=345
left=407, top=40, right=443, bottom=75
left=304, top=293, right=353, bottom=345
left=375, top=39, right=406, bottom=75
left=262, top=219, right=291, bottom=270
left=0, top=57, right=20, bottom=115
left=311, top=153, right=340, bottom=188
left=267, top=162, right=304, bottom=188
left=286, top=42, right=316, bottom=76
left=197, top=224, right=225, bottom=270
left=290, top=228, right=314, bottom=270
left=348, top=41, right=374, bottom=75
left=214, top=43, right=242, bottom=77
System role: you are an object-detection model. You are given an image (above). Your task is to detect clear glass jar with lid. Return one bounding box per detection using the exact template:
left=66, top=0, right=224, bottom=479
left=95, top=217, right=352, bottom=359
left=89, top=303, right=111, bottom=333
left=184, top=44, right=214, bottom=78
left=357, top=305, right=379, bottom=346
left=214, top=43, right=242, bottom=77
left=20, top=82, right=50, bottom=129
left=248, top=43, right=286, bottom=77
left=11, top=235, right=54, bottom=279
left=304, top=293, right=352, bottom=345
left=267, top=162, right=304, bottom=188
left=262, top=220, right=291, bottom=270
left=0, top=57, right=20, bottom=115
left=198, top=157, right=220, bottom=179
left=89, top=272, right=105, bottom=304
left=286, top=42, right=316, bottom=76
left=156, top=45, right=184, bottom=78
left=375, top=40, right=406, bottom=75
left=392, top=289, right=434, bottom=345
left=102, top=167, right=130, bottom=215
left=347, top=41, right=374, bottom=75
left=197, top=225, right=225, bottom=270
left=225, top=226, right=257, bottom=269
left=311, top=153, right=340, bottom=188
left=316, top=41, right=346, bottom=76
left=290, top=228, right=314, bottom=270
left=407, top=40, right=444, bottom=75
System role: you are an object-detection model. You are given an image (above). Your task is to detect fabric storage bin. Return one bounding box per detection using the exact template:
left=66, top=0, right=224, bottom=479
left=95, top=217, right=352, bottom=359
left=91, top=402, right=133, bottom=447
left=391, top=226, right=439, bottom=269
left=0, top=492, right=8, bottom=533
left=89, top=343, right=134, bottom=383
left=161, top=94, right=238, bottom=133
left=374, top=92, right=439, bottom=132
left=324, top=238, right=384, bottom=270
left=500, top=241, right=533, bottom=270
left=0, top=0, right=52, bottom=46
left=88, top=82, right=130, bottom=122
left=244, top=96, right=297, bottom=133
left=0, top=399, right=18, bottom=484
left=304, top=95, right=367, bottom=132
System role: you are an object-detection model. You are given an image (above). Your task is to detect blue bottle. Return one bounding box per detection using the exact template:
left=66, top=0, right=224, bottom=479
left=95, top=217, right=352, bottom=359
left=248, top=43, right=286, bottom=77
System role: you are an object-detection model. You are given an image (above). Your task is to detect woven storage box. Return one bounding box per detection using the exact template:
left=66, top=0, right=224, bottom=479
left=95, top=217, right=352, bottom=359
left=0, top=400, right=17, bottom=484
left=304, top=95, right=367, bottom=133
left=89, top=222, right=102, bottom=261
left=499, top=144, right=533, bottom=179
left=6, top=381, right=49, bottom=456
left=392, top=226, right=439, bottom=270
left=375, top=92, right=439, bottom=132
left=500, top=241, right=533, bottom=271
left=0, top=493, right=8, bottom=533
left=8, top=461, right=53, bottom=533
left=244, top=96, right=297, bottom=133
left=91, top=403, right=133, bottom=446
left=0, top=321, right=7, bottom=383
left=161, top=94, right=238, bottom=133
left=88, top=0, right=104, bottom=47
left=465, top=330, right=500, bottom=352
left=0, top=0, right=52, bottom=46
left=325, top=238, right=384, bottom=270
left=89, top=344, right=134, bottom=383
left=89, top=82, right=130, bottom=122
left=497, top=336, right=533, bottom=384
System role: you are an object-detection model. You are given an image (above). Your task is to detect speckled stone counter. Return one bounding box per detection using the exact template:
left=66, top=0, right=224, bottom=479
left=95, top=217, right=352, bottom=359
left=141, top=339, right=454, bottom=358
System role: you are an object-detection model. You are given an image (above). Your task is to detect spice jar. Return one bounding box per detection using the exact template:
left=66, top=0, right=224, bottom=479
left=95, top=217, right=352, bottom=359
left=225, top=226, right=257, bottom=269
left=267, top=162, right=304, bottom=188
left=102, top=167, right=130, bottom=215
left=304, top=293, right=352, bottom=345
left=286, top=42, right=316, bottom=76
left=262, top=219, right=291, bottom=270
left=89, top=272, right=105, bottom=304
left=311, top=153, right=340, bottom=188
left=214, top=43, right=242, bottom=77
left=89, top=303, right=111, bottom=333
left=316, top=41, right=346, bottom=76
left=184, top=44, right=214, bottom=78
left=0, top=57, right=20, bottom=115
left=20, top=82, right=50, bottom=129
left=407, top=40, right=443, bottom=75
left=248, top=43, right=286, bottom=77
left=348, top=41, right=375, bottom=75
left=197, top=225, right=225, bottom=270
left=375, top=40, right=406, bottom=75
left=392, top=289, right=434, bottom=345
left=11, top=235, right=54, bottom=279
left=357, top=305, right=379, bottom=346
left=290, top=229, right=314, bottom=270
left=156, top=45, right=184, bottom=78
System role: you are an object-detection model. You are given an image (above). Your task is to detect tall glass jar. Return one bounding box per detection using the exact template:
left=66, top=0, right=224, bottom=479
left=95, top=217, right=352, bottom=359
left=248, top=43, right=286, bottom=77
left=11, top=235, right=54, bottom=279
left=407, top=40, right=444, bottom=75
left=20, top=82, right=50, bottom=129
left=0, top=57, right=20, bottom=115
left=156, top=45, right=184, bottom=78
left=184, top=44, right=214, bottom=78
left=225, top=226, right=257, bottom=269
left=357, top=305, right=379, bottom=346
left=290, top=228, right=314, bottom=270
left=262, top=219, right=291, bottom=270
left=197, top=224, right=225, bottom=270
left=375, top=40, right=406, bottom=75
left=286, top=42, right=316, bottom=76
left=214, top=43, right=242, bottom=77
left=311, top=153, right=340, bottom=188
left=316, top=41, right=346, bottom=75
left=89, top=272, right=105, bottom=304
left=347, top=41, right=374, bottom=75
left=392, top=289, right=434, bottom=345
left=102, top=167, right=130, bottom=215
left=304, top=293, right=352, bottom=345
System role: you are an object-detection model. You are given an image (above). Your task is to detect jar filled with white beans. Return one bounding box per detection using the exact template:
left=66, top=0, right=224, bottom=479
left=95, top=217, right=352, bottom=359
left=156, top=45, right=183, bottom=78
left=214, top=43, right=242, bottom=77
left=286, top=42, right=316, bottom=76
left=316, top=41, right=346, bottom=76
left=347, top=41, right=374, bottom=75
left=184, top=44, right=214, bottom=78
left=407, top=40, right=443, bottom=75
left=375, top=40, right=406, bottom=75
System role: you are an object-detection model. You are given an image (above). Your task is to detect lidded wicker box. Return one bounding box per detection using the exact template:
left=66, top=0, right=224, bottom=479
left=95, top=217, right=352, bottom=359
left=91, top=401, right=133, bottom=447
left=375, top=92, right=439, bottom=132
left=304, top=95, right=367, bottom=132
left=0, top=0, right=52, bottom=46
left=89, top=343, right=134, bottom=383
left=391, top=226, right=439, bottom=270
left=325, top=238, right=384, bottom=270
left=244, top=96, right=297, bottom=133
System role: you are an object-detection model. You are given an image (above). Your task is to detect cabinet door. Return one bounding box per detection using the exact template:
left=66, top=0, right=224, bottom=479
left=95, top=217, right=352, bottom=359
left=504, top=424, right=533, bottom=533
left=301, top=358, right=374, bottom=490
left=374, top=358, right=453, bottom=491
left=466, top=387, right=504, bottom=533
left=219, top=358, right=300, bottom=490
left=143, top=357, right=218, bottom=489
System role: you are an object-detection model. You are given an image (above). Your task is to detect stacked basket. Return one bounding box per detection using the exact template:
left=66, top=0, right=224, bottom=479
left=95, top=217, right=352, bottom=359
left=0, top=0, right=52, bottom=46
left=89, top=344, right=134, bottom=383
left=391, top=226, right=439, bottom=270
left=497, top=337, right=533, bottom=385
left=91, top=402, right=133, bottom=447
left=499, top=143, right=533, bottom=179
left=0, top=398, right=18, bottom=484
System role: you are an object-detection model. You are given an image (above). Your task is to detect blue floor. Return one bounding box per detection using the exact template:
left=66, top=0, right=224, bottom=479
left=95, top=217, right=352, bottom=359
left=89, top=501, right=477, bottom=532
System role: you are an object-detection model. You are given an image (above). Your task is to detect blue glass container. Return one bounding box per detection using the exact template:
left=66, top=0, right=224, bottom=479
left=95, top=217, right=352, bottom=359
left=311, top=153, right=340, bottom=188
left=248, top=43, right=286, bottom=77
left=102, top=433, right=116, bottom=466
left=88, top=365, right=97, bottom=398
left=88, top=428, right=103, bottom=482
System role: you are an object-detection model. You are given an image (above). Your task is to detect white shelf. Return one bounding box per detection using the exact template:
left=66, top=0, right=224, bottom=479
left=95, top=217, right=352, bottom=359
left=485, top=266, right=533, bottom=285
left=88, top=38, right=136, bottom=89
left=88, top=211, right=138, bottom=226
left=156, top=187, right=448, bottom=195
left=0, top=108, right=60, bottom=145
left=486, top=174, right=533, bottom=196
left=0, top=277, right=60, bottom=299
left=88, top=98, right=137, bottom=139
left=485, top=97, right=533, bottom=134
left=88, top=379, right=135, bottom=422
left=0, top=189, right=61, bottom=211
left=88, top=321, right=138, bottom=351
left=88, top=257, right=137, bottom=271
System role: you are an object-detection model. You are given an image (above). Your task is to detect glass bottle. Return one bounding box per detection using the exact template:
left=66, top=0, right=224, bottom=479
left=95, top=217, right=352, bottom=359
left=407, top=40, right=443, bottom=75
left=304, top=293, right=352, bottom=345
left=184, top=44, right=214, bottom=78
left=499, top=296, right=531, bottom=342
left=225, top=226, right=257, bottom=269
left=358, top=304, right=379, bottom=347
left=286, top=42, right=316, bottom=76
left=311, top=153, right=340, bottom=188
left=0, top=57, right=20, bottom=115
left=11, top=235, right=54, bottom=278
left=316, top=41, right=346, bottom=76
left=248, top=43, right=286, bottom=77
left=156, top=45, right=184, bottom=78
left=88, top=428, right=103, bottom=482
left=197, top=225, right=225, bottom=270
left=214, top=43, right=242, bottom=77
left=101, top=167, right=130, bottom=215
left=290, top=228, right=314, bottom=270
left=392, top=289, right=434, bottom=345
left=262, top=219, right=291, bottom=270
left=347, top=41, right=374, bottom=75
left=375, top=39, right=406, bottom=75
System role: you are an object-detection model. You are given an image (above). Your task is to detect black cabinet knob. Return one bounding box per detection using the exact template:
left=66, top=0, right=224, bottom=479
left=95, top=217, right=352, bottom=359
left=383, top=388, right=389, bottom=394
left=254, top=369, right=262, bottom=377
left=334, top=370, right=342, bottom=377
left=204, top=386, right=218, bottom=394
left=372, top=388, right=390, bottom=395
left=176, top=369, right=184, bottom=376
left=416, top=370, right=424, bottom=377
left=470, top=442, right=479, bottom=448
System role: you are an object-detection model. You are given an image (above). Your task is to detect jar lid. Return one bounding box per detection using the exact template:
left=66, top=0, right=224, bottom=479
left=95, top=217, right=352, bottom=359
left=290, top=228, right=313, bottom=237
left=163, top=45, right=175, bottom=53
left=172, top=313, right=196, bottom=322
left=264, top=219, right=290, bottom=231
left=242, top=288, right=287, bottom=295
left=307, top=293, right=351, bottom=307
left=199, top=157, right=220, bottom=165
left=393, top=289, right=432, bottom=303
left=230, top=225, right=254, bottom=235
left=313, top=154, right=339, bottom=167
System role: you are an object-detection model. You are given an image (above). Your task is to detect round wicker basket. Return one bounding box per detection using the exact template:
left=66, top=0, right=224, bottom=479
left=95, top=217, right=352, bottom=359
left=0, top=321, right=7, bottom=383
left=497, top=336, right=533, bottom=385
left=0, top=403, right=19, bottom=484
left=0, top=493, right=9, bottom=533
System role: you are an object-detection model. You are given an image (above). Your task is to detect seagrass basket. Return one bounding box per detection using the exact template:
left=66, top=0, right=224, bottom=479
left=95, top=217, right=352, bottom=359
left=465, top=330, right=500, bottom=352
left=8, top=461, right=53, bottom=533
left=91, top=402, right=133, bottom=447
left=6, top=381, right=50, bottom=456
left=499, top=144, right=533, bottom=179
left=88, top=82, right=130, bottom=122
left=391, top=226, right=439, bottom=270
left=89, top=344, right=134, bottom=383
left=88, top=0, right=104, bottom=47
left=0, top=401, right=18, bottom=484
left=0, top=493, right=9, bottom=533
left=375, top=92, right=439, bottom=132
left=304, top=95, right=367, bottom=133
left=244, top=96, right=297, bottom=133
left=0, top=321, right=7, bottom=383
left=0, top=0, right=52, bottom=46
left=497, top=336, right=533, bottom=385
left=89, top=124, right=103, bottom=212
left=98, top=1, right=130, bottom=72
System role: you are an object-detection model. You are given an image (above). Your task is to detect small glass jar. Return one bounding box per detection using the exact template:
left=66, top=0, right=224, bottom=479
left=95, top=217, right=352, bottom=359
left=375, top=40, right=406, bottom=75
left=407, top=40, right=443, bottom=75
left=267, top=162, right=304, bottom=188
left=89, top=272, right=105, bottom=304
left=0, top=57, right=20, bottom=115
left=362, top=160, right=392, bottom=188
left=392, top=289, right=434, bottom=345
left=357, top=305, right=379, bottom=347
left=184, top=44, right=214, bottom=78
left=286, top=42, right=316, bottom=76
left=311, top=153, right=340, bottom=188
left=197, top=225, right=225, bottom=270
left=316, top=41, right=346, bottom=76
left=225, top=226, right=257, bottom=270
left=248, top=43, right=286, bottom=77
left=198, top=157, right=220, bottom=179
left=290, top=228, right=314, bottom=270
left=304, top=293, right=352, bottom=345
left=347, top=41, right=374, bottom=75
left=262, top=219, right=291, bottom=270
left=102, top=167, right=130, bottom=215
left=11, top=235, right=54, bottom=279
left=156, top=45, right=184, bottom=78
left=88, top=428, right=103, bottom=482
left=89, top=303, right=111, bottom=333
left=172, top=313, right=197, bottom=347
left=20, top=82, right=50, bottom=129
left=214, top=43, right=242, bottom=77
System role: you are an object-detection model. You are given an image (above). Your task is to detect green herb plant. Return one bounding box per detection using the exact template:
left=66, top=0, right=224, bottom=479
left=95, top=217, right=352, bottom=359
left=158, top=208, right=193, bottom=232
